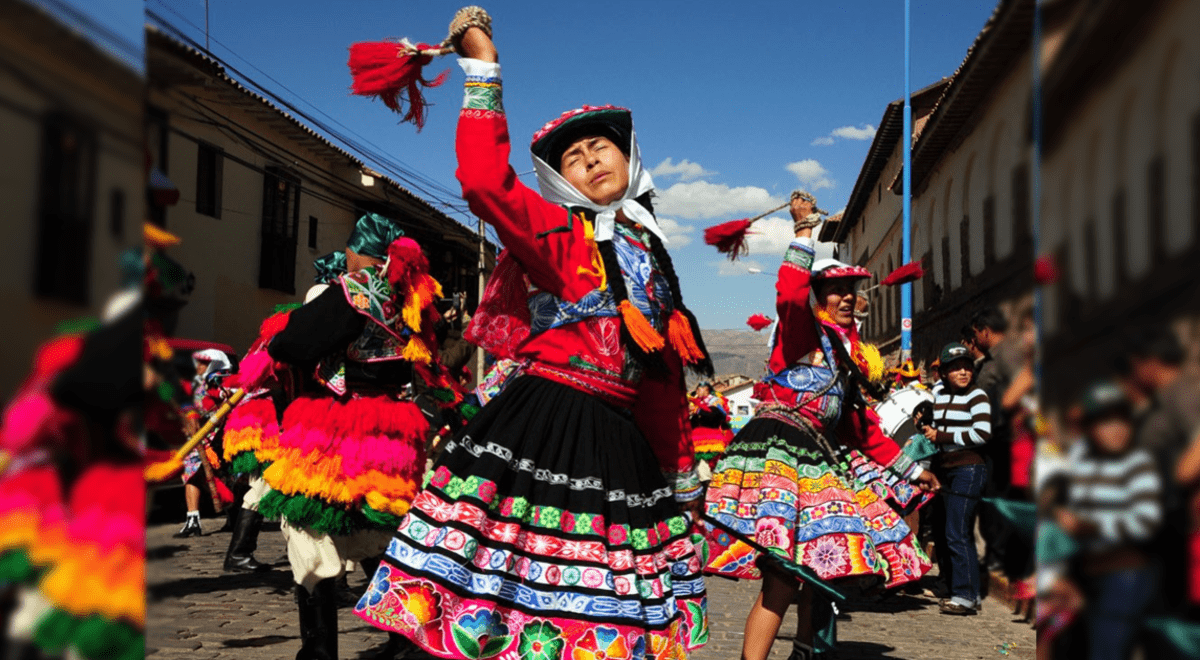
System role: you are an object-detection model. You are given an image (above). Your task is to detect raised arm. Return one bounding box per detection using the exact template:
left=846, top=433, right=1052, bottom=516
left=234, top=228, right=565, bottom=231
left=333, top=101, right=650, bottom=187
left=774, top=195, right=822, bottom=366
left=454, top=28, right=600, bottom=302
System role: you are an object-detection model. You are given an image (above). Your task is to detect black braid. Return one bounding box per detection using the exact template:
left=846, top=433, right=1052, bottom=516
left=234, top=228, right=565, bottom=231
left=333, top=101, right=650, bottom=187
left=636, top=193, right=715, bottom=378
left=596, top=236, right=667, bottom=374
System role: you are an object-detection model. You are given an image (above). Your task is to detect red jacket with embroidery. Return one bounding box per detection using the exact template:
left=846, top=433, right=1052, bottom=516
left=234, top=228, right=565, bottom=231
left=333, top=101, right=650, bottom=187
left=455, top=75, right=699, bottom=497
left=760, top=239, right=916, bottom=479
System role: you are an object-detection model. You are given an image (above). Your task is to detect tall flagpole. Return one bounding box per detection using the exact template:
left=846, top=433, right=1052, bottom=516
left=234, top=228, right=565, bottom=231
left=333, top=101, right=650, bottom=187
left=900, top=0, right=913, bottom=363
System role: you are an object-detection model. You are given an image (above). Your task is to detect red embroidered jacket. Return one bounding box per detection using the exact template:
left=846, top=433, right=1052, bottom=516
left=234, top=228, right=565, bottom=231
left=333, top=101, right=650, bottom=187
left=454, top=61, right=700, bottom=500
left=759, top=238, right=919, bottom=480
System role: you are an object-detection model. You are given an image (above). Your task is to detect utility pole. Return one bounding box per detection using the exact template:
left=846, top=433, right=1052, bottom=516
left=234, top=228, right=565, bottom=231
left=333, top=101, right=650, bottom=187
left=900, top=0, right=913, bottom=364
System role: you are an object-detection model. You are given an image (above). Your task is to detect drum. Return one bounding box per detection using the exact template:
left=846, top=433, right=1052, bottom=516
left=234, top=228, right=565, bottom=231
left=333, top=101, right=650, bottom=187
left=873, top=385, right=934, bottom=442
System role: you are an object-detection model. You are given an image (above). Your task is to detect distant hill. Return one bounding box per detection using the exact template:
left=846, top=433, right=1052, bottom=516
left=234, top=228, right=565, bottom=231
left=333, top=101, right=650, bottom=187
left=691, top=329, right=772, bottom=387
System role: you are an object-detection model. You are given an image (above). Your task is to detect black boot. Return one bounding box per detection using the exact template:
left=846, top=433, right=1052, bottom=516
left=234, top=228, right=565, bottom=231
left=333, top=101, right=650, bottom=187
left=219, top=480, right=251, bottom=532
left=224, top=508, right=270, bottom=572
left=295, top=580, right=338, bottom=660
left=172, top=514, right=202, bottom=538
left=787, top=641, right=815, bottom=660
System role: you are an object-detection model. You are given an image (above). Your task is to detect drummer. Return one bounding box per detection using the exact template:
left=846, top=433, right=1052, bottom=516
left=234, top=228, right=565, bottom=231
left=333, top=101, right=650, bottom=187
left=890, top=359, right=926, bottom=392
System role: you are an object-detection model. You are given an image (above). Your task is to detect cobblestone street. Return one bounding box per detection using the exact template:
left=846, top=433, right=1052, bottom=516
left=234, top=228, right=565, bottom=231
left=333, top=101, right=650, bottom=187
left=147, top=517, right=1034, bottom=660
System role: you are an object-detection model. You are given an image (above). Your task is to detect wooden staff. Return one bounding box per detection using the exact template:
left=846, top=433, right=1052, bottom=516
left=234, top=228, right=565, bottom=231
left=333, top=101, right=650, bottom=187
left=144, top=389, right=246, bottom=482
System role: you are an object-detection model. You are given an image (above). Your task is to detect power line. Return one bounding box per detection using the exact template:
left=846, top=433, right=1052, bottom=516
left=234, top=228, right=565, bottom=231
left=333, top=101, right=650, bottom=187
left=145, top=5, right=470, bottom=219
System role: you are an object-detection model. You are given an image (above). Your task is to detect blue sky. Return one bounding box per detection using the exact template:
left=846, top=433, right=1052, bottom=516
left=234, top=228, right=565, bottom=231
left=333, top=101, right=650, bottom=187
left=55, top=0, right=998, bottom=329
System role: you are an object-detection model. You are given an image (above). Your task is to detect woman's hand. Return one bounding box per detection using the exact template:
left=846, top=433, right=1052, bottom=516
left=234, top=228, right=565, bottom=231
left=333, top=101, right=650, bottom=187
left=680, top=497, right=703, bottom=527
left=922, top=425, right=939, bottom=442
left=790, top=195, right=816, bottom=238
left=913, top=470, right=940, bottom=493
left=458, top=26, right=497, bottom=63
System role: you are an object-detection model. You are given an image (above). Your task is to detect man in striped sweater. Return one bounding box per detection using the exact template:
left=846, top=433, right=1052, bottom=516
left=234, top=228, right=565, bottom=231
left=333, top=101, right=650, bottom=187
left=1058, top=380, right=1161, bottom=660
left=922, top=342, right=992, bottom=615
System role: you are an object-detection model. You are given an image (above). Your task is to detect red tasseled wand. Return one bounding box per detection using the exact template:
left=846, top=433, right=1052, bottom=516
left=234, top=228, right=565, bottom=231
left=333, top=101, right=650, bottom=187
left=348, top=39, right=451, bottom=130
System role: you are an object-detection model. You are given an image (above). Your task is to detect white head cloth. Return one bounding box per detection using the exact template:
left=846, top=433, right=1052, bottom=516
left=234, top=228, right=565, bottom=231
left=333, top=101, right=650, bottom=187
left=193, top=349, right=231, bottom=373
left=531, top=129, right=667, bottom=244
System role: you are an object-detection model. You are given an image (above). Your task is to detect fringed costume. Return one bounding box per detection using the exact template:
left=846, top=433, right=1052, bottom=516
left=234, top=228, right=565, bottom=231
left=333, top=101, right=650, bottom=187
left=258, top=220, right=451, bottom=660
left=703, top=239, right=931, bottom=594
left=354, top=57, right=712, bottom=659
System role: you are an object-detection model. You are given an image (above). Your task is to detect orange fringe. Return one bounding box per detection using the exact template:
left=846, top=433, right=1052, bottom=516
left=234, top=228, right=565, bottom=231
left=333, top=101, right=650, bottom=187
left=39, top=541, right=143, bottom=626
left=667, top=310, right=706, bottom=364
left=401, top=337, right=433, bottom=365
left=618, top=300, right=665, bottom=353
left=401, top=274, right=442, bottom=333
left=261, top=449, right=420, bottom=510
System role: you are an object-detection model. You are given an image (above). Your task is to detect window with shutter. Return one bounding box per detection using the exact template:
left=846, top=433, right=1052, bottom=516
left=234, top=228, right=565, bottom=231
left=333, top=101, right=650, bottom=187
left=259, top=166, right=301, bottom=293
left=35, top=113, right=96, bottom=305
left=195, top=142, right=223, bottom=218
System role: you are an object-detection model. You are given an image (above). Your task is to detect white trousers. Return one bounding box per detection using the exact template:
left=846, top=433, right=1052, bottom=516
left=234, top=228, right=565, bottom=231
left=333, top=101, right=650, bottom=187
left=241, top=474, right=270, bottom=511
left=279, top=518, right=392, bottom=592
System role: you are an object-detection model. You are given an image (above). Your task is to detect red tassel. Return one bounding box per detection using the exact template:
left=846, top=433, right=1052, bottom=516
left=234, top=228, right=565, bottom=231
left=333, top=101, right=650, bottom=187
left=348, top=41, right=449, bottom=129
left=1034, top=254, right=1060, bottom=284
left=703, top=219, right=754, bottom=260
left=746, top=314, right=772, bottom=331
left=880, top=260, right=925, bottom=287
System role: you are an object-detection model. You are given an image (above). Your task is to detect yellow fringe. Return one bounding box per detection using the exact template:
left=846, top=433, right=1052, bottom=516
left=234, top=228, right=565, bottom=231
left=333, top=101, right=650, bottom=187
left=667, top=310, right=705, bottom=363
left=401, top=274, right=443, bottom=333
left=859, top=342, right=885, bottom=384
left=0, top=512, right=39, bottom=552
left=364, top=491, right=413, bottom=518
left=576, top=216, right=605, bottom=282
left=401, top=338, right=433, bottom=365
left=618, top=300, right=665, bottom=353
left=39, top=542, right=144, bottom=625
left=262, top=450, right=420, bottom=508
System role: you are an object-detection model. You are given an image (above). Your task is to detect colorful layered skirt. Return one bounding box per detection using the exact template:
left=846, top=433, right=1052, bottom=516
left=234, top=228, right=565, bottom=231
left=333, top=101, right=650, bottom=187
left=35, top=461, right=144, bottom=660
left=704, top=416, right=929, bottom=592
left=0, top=462, right=67, bottom=586
left=258, top=393, right=427, bottom=536
left=355, top=375, right=708, bottom=659
left=221, top=393, right=282, bottom=478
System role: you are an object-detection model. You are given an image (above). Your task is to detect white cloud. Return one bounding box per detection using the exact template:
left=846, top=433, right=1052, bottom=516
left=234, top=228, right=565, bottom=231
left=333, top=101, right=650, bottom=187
left=785, top=159, right=835, bottom=191
left=831, top=124, right=877, bottom=140
left=811, top=124, right=877, bottom=146
left=656, top=216, right=693, bottom=247
left=744, top=215, right=798, bottom=258
left=712, top=258, right=766, bottom=277
left=655, top=180, right=784, bottom=220
left=648, top=158, right=716, bottom=181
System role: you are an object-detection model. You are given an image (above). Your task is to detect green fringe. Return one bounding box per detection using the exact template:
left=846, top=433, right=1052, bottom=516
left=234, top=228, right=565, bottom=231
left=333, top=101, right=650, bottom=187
left=460, top=403, right=481, bottom=421
left=258, top=490, right=359, bottom=536
left=34, top=610, right=142, bottom=660
left=0, top=551, right=34, bottom=585
left=227, top=451, right=265, bottom=477
left=258, top=491, right=405, bottom=536
left=361, top=504, right=403, bottom=530
left=53, top=317, right=101, bottom=335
